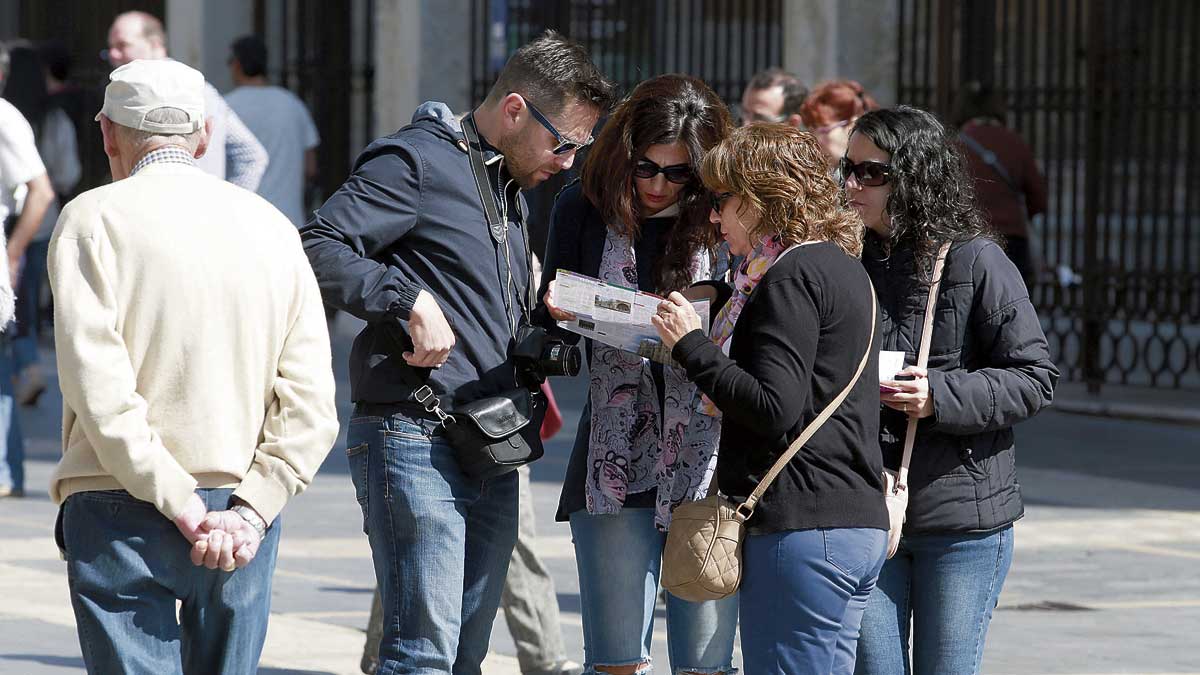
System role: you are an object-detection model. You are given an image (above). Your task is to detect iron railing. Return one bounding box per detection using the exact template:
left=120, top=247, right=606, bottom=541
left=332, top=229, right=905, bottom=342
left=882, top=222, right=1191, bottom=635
left=468, top=0, right=784, bottom=255
left=897, top=0, right=1200, bottom=391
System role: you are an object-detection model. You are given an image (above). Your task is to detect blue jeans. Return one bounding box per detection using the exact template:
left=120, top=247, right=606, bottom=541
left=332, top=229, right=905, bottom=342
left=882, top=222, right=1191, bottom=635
left=0, top=333, right=22, bottom=491
left=569, top=508, right=739, bottom=674
left=740, top=527, right=887, bottom=675
left=62, top=488, right=282, bottom=674
left=854, top=526, right=1014, bottom=675
left=348, top=408, right=519, bottom=675
left=14, top=238, right=48, bottom=371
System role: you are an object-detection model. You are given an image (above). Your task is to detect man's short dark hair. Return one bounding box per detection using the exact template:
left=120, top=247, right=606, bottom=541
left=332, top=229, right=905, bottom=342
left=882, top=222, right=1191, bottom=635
left=746, top=68, right=808, bottom=117
left=485, top=30, right=615, bottom=115
left=231, top=35, right=268, bottom=78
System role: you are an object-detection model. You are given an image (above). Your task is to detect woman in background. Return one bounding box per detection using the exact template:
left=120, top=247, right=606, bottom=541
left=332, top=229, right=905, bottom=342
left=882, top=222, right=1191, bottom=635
left=799, top=79, right=877, bottom=170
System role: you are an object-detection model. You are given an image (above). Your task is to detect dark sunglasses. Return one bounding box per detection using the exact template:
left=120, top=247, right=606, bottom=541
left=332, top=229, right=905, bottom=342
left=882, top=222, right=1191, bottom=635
left=518, top=94, right=593, bottom=155
left=839, top=158, right=894, bottom=187
left=710, top=191, right=734, bottom=212
left=633, top=159, right=693, bottom=185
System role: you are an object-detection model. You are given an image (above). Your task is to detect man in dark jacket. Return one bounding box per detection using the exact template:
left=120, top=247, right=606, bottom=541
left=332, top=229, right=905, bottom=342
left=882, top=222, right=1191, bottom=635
left=300, top=32, right=613, bottom=674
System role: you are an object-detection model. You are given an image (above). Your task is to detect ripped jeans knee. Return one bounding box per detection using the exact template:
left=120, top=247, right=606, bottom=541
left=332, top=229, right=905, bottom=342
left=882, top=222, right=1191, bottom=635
left=591, top=662, right=652, bottom=675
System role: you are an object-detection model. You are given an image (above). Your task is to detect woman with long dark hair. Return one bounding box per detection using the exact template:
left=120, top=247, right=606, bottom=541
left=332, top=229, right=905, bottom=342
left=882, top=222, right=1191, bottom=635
left=535, top=74, right=738, bottom=675
left=844, top=106, right=1058, bottom=674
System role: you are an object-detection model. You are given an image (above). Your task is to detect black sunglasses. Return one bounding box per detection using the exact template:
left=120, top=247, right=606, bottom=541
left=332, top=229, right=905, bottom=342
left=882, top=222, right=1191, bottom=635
left=839, top=158, right=893, bottom=187
left=710, top=191, right=734, bottom=212
left=634, top=159, right=693, bottom=185
left=518, top=94, right=593, bottom=155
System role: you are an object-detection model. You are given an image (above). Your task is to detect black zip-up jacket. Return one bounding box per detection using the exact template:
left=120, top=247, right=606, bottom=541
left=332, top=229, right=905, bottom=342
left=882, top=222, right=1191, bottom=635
left=863, top=232, right=1059, bottom=534
left=300, top=102, right=534, bottom=411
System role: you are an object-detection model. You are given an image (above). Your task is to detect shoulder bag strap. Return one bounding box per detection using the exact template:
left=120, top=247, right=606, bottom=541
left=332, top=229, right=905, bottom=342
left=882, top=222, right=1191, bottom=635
left=896, top=242, right=952, bottom=488
left=959, top=131, right=1020, bottom=196
left=738, top=283, right=878, bottom=517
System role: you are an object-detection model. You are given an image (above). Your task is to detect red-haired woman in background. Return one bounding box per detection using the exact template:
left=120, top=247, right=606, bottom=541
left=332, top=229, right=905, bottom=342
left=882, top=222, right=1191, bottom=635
left=800, top=79, right=877, bottom=170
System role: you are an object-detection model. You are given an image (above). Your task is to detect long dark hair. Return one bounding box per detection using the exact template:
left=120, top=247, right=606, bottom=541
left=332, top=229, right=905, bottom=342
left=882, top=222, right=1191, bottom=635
left=580, top=74, right=733, bottom=293
left=851, top=105, right=992, bottom=277
left=1, top=42, right=49, bottom=134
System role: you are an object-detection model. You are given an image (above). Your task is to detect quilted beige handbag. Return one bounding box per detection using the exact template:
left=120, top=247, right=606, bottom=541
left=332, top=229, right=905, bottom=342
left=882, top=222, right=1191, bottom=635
left=884, top=243, right=950, bottom=559
left=662, top=286, right=877, bottom=602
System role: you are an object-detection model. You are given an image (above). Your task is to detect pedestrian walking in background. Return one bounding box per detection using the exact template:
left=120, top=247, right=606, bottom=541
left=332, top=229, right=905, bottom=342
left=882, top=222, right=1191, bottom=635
left=2, top=41, right=81, bottom=407
left=653, top=123, right=889, bottom=674
left=104, top=11, right=268, bottom=191
left=846, top=106, right=1058, bottom=675
left=800, top=79, right=877, bottom=171
left=49, top=59, right=338, bottom=673
left=301, top=31, right=613, bottom=674
left=953, top=81, right=1049, bottom=292
left=537, top=74, right=739, bottom=675
left=227, top=34, right=321, bottom=228
left=738, top=67, right=807, bottom=127
left=0, top=40, right=53, bottom=500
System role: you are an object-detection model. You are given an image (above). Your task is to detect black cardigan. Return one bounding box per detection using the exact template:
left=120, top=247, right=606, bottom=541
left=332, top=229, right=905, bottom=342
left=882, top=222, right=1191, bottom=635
left=673, top=242, right=889, bottom=535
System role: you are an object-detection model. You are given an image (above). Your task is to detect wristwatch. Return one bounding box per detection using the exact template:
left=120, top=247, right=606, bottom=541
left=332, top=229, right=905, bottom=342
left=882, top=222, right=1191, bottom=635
left=231, top=504, right=268, bottom=540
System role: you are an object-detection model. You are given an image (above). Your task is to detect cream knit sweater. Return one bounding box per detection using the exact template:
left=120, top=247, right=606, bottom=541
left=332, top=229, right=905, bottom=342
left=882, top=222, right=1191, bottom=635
left=48, top=162, right=338, bottom=522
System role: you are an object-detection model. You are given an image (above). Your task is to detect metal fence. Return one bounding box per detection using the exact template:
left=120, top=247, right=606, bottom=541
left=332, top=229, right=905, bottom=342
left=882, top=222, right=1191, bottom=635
left=254, top=0, right=375, bottom=202
left=898, top=0, right=1200, bottom=391
left=468, top=0, right=783, bottom=257
left=469, top=0, right=783, bottom=108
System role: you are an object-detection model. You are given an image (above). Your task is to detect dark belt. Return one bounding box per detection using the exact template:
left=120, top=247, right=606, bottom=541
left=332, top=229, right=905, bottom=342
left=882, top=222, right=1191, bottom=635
left=352, top=398, right=457, bottom=423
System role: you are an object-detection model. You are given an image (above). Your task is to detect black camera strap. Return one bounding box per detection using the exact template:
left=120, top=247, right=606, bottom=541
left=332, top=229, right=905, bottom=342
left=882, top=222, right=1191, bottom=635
left=461, top=113, right=537, bottom=330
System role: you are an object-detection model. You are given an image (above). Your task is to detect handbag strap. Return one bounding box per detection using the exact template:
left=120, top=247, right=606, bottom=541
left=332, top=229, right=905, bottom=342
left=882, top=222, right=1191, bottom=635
left=896, top=242, right=952, bottom=488
left=738, top=283, right=878, bottom=518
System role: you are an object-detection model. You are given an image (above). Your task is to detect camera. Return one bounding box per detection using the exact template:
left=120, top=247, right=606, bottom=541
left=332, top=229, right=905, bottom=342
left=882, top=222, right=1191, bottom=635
left=513, top=324, right=582, bottom=385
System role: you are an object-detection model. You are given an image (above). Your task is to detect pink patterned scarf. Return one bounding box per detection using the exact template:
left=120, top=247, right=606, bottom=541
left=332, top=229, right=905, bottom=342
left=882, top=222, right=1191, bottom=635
left=700, top=234, right=788, bottom=416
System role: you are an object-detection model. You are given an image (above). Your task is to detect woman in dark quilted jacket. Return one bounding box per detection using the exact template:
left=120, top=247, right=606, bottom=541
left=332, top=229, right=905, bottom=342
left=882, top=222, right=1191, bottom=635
left=846, top=106, right=1058, bottom=675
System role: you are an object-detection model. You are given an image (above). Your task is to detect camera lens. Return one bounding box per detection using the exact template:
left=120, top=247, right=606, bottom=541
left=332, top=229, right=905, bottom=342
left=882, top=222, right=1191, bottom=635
left=543, top=343, right=582, bottom=377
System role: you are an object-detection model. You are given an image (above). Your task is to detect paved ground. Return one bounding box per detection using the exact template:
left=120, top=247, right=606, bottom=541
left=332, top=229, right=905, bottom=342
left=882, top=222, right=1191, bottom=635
left=2, top=315, right=1199, bottom=674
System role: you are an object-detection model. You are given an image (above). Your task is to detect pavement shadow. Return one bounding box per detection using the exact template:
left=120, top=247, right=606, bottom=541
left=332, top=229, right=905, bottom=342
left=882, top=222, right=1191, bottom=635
left=0, top=654, right=85, bottom=669
left=1016, top=411, right=1200, bottom=511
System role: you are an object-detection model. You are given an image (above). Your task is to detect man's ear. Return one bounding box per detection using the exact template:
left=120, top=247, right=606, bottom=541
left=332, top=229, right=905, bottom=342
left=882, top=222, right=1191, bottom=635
left=786, top=113, right=803, bottom=128
left=499, top=92, right=526, bottom=131
left=194, top=117, right=213, bottom=159
left=99, top=116, right=119, bottom=159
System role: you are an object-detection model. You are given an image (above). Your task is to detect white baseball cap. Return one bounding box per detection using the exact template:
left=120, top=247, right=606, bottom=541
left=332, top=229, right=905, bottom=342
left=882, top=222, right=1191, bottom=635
left=95, top=59, right=205, bottom=134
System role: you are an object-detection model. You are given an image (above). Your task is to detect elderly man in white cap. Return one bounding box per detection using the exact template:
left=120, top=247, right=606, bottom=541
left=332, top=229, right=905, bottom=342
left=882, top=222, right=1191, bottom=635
left=48, top=59, right=338, bottom=673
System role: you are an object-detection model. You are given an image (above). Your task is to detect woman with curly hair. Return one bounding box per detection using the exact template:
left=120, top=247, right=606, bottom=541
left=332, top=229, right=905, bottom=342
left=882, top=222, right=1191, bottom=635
left=799, top=79, right=877, bottom=170
left=652, top=124, right=889, bottom=674
left=845, top=106, right=1058, bottom=675
left=536, top=74, right=738, bottom=675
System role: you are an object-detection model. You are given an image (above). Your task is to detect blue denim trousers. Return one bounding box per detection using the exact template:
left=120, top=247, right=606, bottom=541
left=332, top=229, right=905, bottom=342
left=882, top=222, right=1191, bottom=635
left=739, top=527, right=887, bottom=675
left=14, top=238, right=48, bottom=371
left=569, top=507, right=739, bottom=674
left=0, top=332, right=22, bottom=492
left=62, top=488, right=282, bottom=674
left=854, top=526, right=1015, bottom=675
left=348, top=408, right=519, bottom=675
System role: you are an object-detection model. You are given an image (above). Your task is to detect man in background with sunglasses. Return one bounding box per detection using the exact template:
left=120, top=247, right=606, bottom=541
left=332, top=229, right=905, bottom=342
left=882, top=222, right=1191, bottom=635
left=301, top=31, right=614, bottom=674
